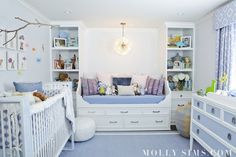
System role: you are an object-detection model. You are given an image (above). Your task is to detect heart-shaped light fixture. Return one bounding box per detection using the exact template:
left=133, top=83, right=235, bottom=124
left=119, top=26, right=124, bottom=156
left=114, top=22, right=132, bottom=55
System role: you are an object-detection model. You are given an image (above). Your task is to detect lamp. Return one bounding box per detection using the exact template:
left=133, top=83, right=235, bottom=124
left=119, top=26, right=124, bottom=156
left=114, top=22, right=132, bottom=55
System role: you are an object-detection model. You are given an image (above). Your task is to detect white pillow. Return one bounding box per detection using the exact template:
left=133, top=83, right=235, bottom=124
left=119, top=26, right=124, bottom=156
left=118, top=85, right=135, bottom=96
left=131, top=74, right=148, bottom=88
left=12, top=91, right=36, bottom=104
left=97, top=73, right=112, bottom=85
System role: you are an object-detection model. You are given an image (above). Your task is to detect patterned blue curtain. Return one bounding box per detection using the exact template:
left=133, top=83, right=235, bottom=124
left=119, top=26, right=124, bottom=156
left=216, top=23, right=236, bottom=90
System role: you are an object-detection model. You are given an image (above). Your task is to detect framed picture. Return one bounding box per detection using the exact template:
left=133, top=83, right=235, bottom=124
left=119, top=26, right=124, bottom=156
left=6, top=32, right=17, bottom=50
left=181, top=36, right=191, bottom=48
left=0, top=32, right=5, bottom=48
left=18, top=34, right=25, bottom=51
left=65, top=63, right=72, bottom=70
left=54, top=38, right=66, bottom=47
left=173, top=61, right=182, bottom=69
left=0, top=51, right=6, bottom=70
left=7, top=51, right=17, bottom=70
left=18, top=53, right=27, bottom=70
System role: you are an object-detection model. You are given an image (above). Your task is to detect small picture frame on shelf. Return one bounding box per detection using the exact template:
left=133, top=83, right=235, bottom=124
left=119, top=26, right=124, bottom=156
left=181, top=36, right=191, bottom=48
left=173, top=61, right=182, bottom=69
left=54, top=59, right=62, bottom=69
left=0, top=32, right=5, bottom=48
left=54, top=38, right=66, bottom=47
left=64, top=63, right=72, bottom=70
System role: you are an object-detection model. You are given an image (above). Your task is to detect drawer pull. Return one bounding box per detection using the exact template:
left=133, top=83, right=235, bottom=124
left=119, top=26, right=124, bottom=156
left=180, top=94, right=183, bottom=97
left=227, top=133, right=232, bottom=141
left=152, top=110, right=160, bottom=113
left=88, top=111, right=96, bottom=114
left=155, top=120, right=163, bottom=123
left=130, top=121, right=139, bottom=124
left=232, top=117, right=236, bottom=125
left=177, top=104, right=184, bottom=107
left=196, top=129, right=200, bottom=134
left=211, top=108, right=215, bottom=114
left=197, top=102, right=200, bottom=107
left=197, top=115, right=201, bottom=120
left=109, top=121, right=118, bottom=124
left=120, top=111, right=129, bottom=114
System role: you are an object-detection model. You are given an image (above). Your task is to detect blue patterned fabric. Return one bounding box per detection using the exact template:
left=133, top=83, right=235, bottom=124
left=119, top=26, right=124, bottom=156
left=13, top=82, right=43, bottom=92
left=216, top=23, right=236, bottom=90
left=214, top=0, right=236, bottom=30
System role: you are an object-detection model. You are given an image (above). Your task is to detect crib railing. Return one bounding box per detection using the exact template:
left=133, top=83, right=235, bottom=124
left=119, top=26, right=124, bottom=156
left=0, top=82, right=74, bottom=157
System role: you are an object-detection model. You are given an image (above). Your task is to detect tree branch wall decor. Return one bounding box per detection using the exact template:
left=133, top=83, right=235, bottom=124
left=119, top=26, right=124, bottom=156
left=0, top=17, right=57, bottom=46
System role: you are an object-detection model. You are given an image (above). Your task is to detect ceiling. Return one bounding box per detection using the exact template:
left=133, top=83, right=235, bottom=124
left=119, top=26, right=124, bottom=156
left=21, top=0, right=228, bottom=27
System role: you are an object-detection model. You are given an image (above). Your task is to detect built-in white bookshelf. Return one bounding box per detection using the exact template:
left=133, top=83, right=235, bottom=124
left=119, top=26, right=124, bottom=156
left=165, top=22, right=195, bottom=126
left=49, top=23, right=80, bottom=92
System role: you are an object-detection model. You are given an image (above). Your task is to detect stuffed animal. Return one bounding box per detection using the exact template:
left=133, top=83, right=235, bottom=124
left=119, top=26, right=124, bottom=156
left=58, top=72, right=71, bottom=81
left=33, top=92, right=48, bottom=101
left=97, top=81, right=107, bottom=95
left=205, top=80, right=217, bottom=94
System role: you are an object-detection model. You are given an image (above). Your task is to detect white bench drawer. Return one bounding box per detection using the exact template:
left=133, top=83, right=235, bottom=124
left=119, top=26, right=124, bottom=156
left=94, top=116, right=123, bottom=128
left=78, top=108, right=105, bottom=115
left=106, top=109, right=141, bottom=115
left=142, top=108, right=169, bottom=115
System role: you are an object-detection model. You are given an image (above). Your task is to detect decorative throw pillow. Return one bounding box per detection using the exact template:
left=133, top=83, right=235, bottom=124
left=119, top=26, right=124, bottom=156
left=87, top=78, right=98, bottom=95
left=117, top=85, right=135, bottom=96
left=157, top=77, right=165, bottom=95
left=152, top=79, right=160, bottom=95
left=112, top=77, right=132, bottom=86
left=146, top=78, right=155, bottom=95
left=81, top=77, right=89, bottom=96
left=13, top=82, right=43, bottom=92
left=131, top=75, right=148, bottom=88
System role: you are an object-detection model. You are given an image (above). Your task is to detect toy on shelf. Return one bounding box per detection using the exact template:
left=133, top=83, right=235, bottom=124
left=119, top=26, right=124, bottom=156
left=205, top=80, right=217, bottom=94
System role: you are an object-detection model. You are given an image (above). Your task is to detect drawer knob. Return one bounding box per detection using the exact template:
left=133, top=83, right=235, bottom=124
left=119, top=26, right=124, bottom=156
left=152, top=110, right=160, bottom=113
left=196, top=129, right=200, bottom=134
left=178, top=104, right=184, bottom=107
left=232, top=117, right=236, bottom=125
left=109, top=121, right=118, bottom=124
left=120, top=111, right=128, bottom=114
left=197, top=102, right=200, bottom=107
left=197, top=115, right=201, bottom=120
left=88, top=111, right=96, bottom=114
left=130, top=121, right=139, bottom=124
left=180, top=94, right=183, bottom=97
left=227, top=133, right=232, bottom=141
left=155, top=120, right=163, bottom=123
left=211, top=108, right=215, bottom=114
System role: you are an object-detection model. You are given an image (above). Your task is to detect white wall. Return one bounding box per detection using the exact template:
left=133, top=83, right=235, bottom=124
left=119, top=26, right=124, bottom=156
left=195, top=12, right=216, bottom=90
left=0, top=0, right=50, bottom=91
left=83, top=27, right=166, bottom=76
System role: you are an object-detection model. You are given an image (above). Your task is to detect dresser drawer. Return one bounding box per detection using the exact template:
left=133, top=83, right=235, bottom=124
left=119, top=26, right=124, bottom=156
left=224, top=111, right=236, bottom=128
left=106, top=109, right=141, bottom=115
left=206, top=104, right=221, bottom=118
left=193, top=110, right=236, bottom=147
left=192, top=123, right=234, bottom=157
left=93, top=116, right=123, bottom=128
left=142, top=108, right=169, bottom=115
left=172, top=91, right=192, bottom=99
left=193, top=99, right=204, bottom=110
left=78, top=108, right=105, bottom=115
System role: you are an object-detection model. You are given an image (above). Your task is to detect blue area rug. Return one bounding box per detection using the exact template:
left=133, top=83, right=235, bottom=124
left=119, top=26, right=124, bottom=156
left=60, top=132, right=211, bottom=157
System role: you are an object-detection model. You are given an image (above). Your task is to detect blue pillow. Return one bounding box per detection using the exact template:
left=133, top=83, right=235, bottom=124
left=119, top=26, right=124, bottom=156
left=112, top=77, right=132, bottom=86
left=13, top=82, right=43, bottom=92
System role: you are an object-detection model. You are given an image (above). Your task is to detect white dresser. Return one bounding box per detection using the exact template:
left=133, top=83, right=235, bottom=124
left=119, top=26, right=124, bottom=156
left=190, top=94, right=236, bottom=157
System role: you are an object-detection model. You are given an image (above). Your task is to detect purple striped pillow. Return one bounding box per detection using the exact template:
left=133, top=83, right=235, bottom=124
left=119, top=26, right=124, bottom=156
left=152, top=79, right=160, bottom=95
left=81, top=77, right=89, bottom=96
left=157, top=77, right=165, bottom=95
left=145, top=76, right=151, bottom=90
left=146, top=78, right=155, bottom=95
left=87, top=78, right=98, bottom=95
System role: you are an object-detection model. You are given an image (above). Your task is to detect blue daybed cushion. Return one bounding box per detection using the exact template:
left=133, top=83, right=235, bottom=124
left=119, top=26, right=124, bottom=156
left=13, top=82, right=43, bottom=92
left=83, top=95, right=165, bottom=104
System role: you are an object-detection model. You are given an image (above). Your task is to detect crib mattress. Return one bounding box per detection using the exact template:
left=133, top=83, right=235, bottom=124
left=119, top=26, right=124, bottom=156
left=82, top=95, right=165, bottom=104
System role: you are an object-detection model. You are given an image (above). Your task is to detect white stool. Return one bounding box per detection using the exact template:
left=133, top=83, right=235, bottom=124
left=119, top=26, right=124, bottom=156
left=74, top=117, right=96, bottom=142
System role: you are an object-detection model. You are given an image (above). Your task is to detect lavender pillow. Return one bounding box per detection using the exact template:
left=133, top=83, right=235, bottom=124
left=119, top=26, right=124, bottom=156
left=152, top=79, right=160, bottom=95
left=145, top=76, right=151, bottom=90
left=146, top=78, right=155, bottom=95
left=87, top=78, right=98, bottom=95
left=81, top=77, right=89, bottom=96
left=157, top=77, right=165, bottom=95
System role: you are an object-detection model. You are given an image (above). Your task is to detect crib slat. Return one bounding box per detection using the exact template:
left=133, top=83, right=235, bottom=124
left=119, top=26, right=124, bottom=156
left=1, top=110, right=6, bottom=157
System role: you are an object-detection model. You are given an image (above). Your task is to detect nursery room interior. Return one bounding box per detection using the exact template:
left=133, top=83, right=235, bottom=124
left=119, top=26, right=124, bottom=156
left=0, top=0, right=236, bottom=157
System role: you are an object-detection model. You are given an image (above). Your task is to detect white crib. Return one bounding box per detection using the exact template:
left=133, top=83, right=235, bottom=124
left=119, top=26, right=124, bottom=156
left=0, top=82, right=75, bottom=157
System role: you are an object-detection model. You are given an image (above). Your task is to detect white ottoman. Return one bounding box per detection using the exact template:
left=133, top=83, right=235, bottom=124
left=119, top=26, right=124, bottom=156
left=74, top=117, right=96, bottom=142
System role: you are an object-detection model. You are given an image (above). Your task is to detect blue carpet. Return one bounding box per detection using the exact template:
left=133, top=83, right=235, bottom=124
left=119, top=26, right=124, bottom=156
left=60, top=132, right=212, bottom=157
